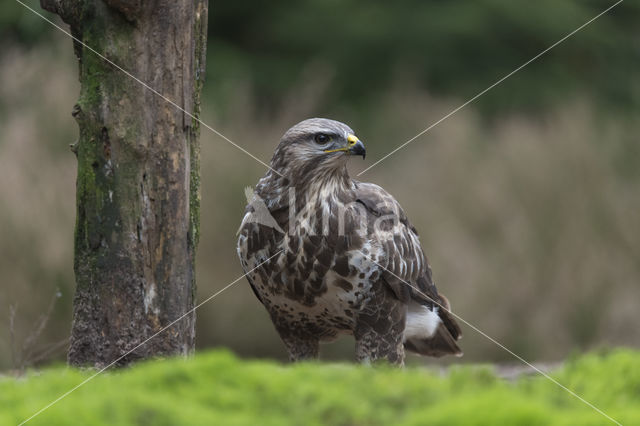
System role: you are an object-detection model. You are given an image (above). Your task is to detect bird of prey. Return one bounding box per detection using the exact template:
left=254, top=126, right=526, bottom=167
left=237, top=118, right=461, bottom=365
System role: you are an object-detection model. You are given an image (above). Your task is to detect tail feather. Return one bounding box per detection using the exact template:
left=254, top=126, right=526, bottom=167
left=438, top=294, right=462, bottom=341
left=403, top=296, right=463, bottom=358
left=405, top=322, right=462, bottom=358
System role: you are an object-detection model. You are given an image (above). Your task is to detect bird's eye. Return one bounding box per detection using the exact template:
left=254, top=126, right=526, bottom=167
left=314, top=133, right=331, bottom=145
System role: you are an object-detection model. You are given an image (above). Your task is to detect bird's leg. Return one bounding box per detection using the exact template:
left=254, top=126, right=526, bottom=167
left=354, top=287, right=406, bottom=366
left=271, top=318, right=320, bottom=361
left=354, top=321, right=405, bottom=366
left=281, top=335, right=319, bottom=362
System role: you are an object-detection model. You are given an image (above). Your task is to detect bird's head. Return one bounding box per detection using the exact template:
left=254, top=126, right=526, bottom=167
left=270, top=118, right=366, bottom=180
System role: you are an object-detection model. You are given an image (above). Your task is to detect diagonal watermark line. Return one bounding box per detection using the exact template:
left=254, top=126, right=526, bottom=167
left=14, top=0, right=282, bottom=177
left=357, top=0, right=624, bottom=176
left=18, top=250, right=283, bottom=425
left=362, top=251, right=621, bottom=425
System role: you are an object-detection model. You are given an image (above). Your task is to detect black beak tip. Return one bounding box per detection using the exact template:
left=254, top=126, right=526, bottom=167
left=349, top=140, right=366, bottom=160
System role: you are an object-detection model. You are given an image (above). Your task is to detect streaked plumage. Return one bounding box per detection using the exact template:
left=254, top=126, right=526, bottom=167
left=237, top=118, right=461, bottom=364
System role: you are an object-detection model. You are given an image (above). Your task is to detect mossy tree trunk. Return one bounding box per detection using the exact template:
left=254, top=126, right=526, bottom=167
left=41, top=0, right=208, bottom=367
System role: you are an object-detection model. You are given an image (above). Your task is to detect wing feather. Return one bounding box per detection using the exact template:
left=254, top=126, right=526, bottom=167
left=353, top=181, right=462, bottom=353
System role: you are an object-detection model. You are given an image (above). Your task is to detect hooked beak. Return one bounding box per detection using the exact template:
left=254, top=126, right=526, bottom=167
left=324, top=134, right=366, bottom=159
left=347, top=134, right=366, bottom=159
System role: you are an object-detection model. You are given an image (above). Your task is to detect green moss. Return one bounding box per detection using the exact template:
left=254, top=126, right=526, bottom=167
left=77, top=2, right=106, bottom=112
left=188, top=134, right=201, bottom=249
left=1, top=349, right=638, bottom=425
left=72, top=0, right=139, bottom=282
left=77, top=54, right=103, bottom=111
left=188, top=129, right=201, bottom=306
left=188, top=0, right=207, bottom=253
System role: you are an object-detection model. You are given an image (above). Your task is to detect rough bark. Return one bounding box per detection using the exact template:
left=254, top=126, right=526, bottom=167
left=41, top=0, right=208, bottom=367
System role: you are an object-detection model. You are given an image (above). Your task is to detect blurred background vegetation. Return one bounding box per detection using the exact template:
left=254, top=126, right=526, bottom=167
left=0, top=0, right=638, bottom=371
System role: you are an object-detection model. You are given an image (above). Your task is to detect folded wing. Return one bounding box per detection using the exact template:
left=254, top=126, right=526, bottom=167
left=354, top=181, right=462, bottom=357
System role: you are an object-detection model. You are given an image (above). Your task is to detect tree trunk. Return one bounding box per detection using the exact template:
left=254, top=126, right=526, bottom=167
left=41, top=0, right=208, bottom=367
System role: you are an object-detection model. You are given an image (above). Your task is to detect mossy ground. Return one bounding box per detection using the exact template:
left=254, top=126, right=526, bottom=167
left=1, top=348, right=638, bottom=425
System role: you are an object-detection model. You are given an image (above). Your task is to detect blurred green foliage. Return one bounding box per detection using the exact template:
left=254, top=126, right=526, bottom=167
left=210, top=0, right=640, bottom=116
left=3, top=1, right=639, bottom=117
left=1, top=348, right=639, bottom=425
left=0, top=1, right=53, bottom=43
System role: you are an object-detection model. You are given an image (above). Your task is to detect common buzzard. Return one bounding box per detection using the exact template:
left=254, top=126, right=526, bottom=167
left=237, top=118, right=461, bottom=365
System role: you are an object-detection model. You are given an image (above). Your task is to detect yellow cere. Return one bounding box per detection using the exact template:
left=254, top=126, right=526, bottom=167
left=324, top=134, right=360, bottom=153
